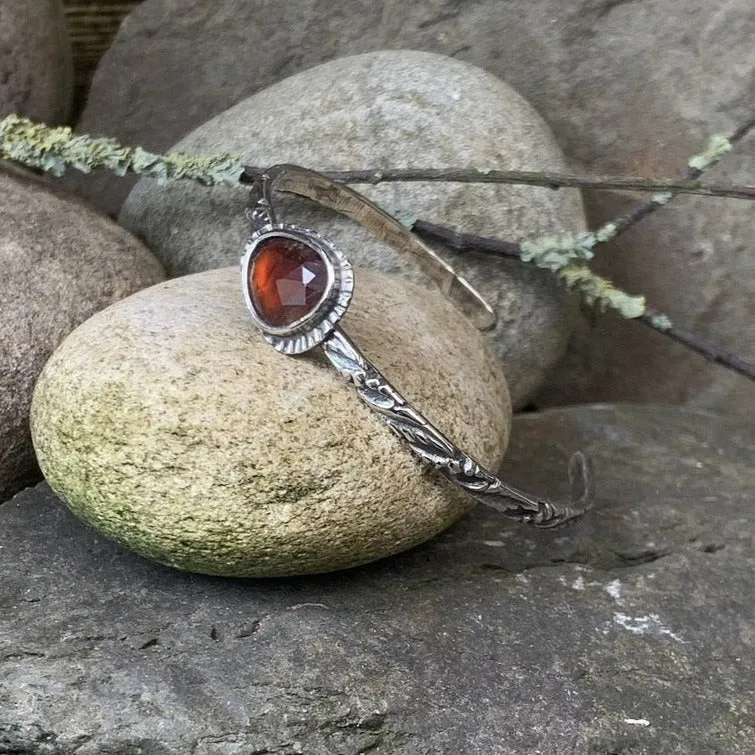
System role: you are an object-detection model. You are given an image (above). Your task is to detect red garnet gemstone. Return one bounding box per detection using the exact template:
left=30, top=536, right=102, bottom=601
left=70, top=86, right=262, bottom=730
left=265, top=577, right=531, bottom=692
left=249, top=236, right=329, bottom=327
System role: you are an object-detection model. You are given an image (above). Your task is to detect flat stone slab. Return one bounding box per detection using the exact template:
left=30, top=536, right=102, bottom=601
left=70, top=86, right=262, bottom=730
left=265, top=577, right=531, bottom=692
left=1, top=405, right=753, bottom=754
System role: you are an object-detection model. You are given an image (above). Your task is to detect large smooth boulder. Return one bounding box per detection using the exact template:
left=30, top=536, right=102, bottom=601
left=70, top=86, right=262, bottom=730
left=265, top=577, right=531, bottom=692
left=0, top=0, right=72, bottom=122
left=69, top=0, right=755, bottom=412
left=3, top=405, right=754, bottom=753
left=30, top=266, right=511, bottom=576
left=0, top=167, right=164, bottom=502
left=120, top=51, right=584, bottom=408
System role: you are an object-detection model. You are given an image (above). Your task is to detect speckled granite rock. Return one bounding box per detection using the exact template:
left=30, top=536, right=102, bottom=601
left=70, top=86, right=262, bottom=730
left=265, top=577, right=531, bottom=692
left=0, top=167, right=164, bottom=502
left=0, top=0, right=72, bottom=122
left=3, top=405, right=754, bottom=753
left=70, top=0, right=755, bottom=413
left=120, top=51, right=583, bottom=408
left=30, top=266, right=511, bottom=576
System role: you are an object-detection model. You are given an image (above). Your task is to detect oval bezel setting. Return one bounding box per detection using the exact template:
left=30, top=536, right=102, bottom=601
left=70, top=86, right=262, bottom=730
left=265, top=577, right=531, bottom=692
left=241, top=223, right=354, bottom=354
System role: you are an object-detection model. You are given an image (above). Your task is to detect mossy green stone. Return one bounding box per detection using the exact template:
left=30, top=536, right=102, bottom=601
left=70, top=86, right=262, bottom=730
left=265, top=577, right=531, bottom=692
left=31, top=267, right=511, bottom=577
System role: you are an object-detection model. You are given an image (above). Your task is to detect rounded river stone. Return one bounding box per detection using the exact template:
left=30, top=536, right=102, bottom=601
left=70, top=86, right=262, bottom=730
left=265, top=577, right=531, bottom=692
left=0, top=167, right=165, bottom=502
left=0, top=0, right=72, bottom=122
left=3, top=405, right=753, bottom=753
left=31, top=266, right=511, bottom=577
left=120, top=50, right=584, bottom=408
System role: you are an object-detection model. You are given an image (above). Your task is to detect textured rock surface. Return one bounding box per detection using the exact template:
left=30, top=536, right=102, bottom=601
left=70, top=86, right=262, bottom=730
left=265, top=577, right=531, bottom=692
left=30, top=266, right=511, bottom=576
left=120, top=51, right=583, bottom=407
left=71, top=0, right=755, bottom=412
left=0, top=167, right=164, bottom=502
left=0, top=0, right=72, bottom=122
left=3, top=406, right=754, bottom=754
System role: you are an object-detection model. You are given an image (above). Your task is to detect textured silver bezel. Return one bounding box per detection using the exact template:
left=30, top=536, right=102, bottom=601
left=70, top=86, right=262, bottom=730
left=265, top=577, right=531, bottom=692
left=241, top=223, right=354, bottom=354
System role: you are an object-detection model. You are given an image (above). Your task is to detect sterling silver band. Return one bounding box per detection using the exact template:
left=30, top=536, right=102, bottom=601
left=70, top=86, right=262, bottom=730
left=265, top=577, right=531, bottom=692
left=242, top=164, right=594, bottom=528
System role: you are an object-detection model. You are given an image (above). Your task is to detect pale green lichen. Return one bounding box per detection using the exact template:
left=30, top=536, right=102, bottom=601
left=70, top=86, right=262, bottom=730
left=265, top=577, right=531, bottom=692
left=688, top=134, right=732, bottom=172
left=0, top=114, right=245, bottom=185
left=594, top=222, right=618, bottom=242
left=558, top=265, right=646, bottom=318
left=652, top=191, right=674, bottom=206
left=650, top=313, right=673, bottom=331
left=520, top=233, right=594, bottom=271
left=519, top=221, right=620, bottom=272
left=521, top=229, right=603, bottom=272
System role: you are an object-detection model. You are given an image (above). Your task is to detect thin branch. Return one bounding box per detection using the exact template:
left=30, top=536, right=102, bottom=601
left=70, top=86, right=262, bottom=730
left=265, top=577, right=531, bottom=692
left=729, top=115, right=755, bottom=145
left=3, top=114, right=754, bottom=202
left=412, top=219, right=521, bottom=259
left=239, top=166, right=755, bottom=201
left=638, top=310, right=755, bottom=381
left=603, top=119, right=755, bottom=242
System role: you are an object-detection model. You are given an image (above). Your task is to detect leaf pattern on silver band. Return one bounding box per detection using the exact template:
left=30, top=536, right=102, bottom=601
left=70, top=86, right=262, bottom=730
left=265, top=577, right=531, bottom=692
left=323, top=328, right=594, bottom=528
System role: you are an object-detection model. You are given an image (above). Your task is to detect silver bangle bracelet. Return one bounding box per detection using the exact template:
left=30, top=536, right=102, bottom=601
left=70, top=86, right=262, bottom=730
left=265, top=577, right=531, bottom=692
left=240, top=164, right=594, bottom=528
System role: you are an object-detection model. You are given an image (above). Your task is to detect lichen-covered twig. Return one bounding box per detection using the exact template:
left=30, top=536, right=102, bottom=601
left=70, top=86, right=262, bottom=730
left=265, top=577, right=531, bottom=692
left=411, top=220, right=755, bottom=382
left=598, top=119, right=755, bottom=242
left=498, top=122, right=755, bottom=265
left=240, top=165, right=755, bottom=200
left=556, top=265, right=645, bottom=318
left=1, top=113, right=752, bottom=382
left=413, top=220, right=641, bottom=318
left=3, top=114, right=754, bottom=200
left=0, top=114, right=245, bottom=183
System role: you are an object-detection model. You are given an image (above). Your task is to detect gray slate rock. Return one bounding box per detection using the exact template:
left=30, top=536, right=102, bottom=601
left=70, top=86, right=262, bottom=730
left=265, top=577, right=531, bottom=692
left=0, top=167, right=165, bottom=502
left=0, top=0, right=72, bottom=122
left=120, top=51, right=583, bottom=408
left=70, top=0, right=755, bottom=413
left=2, top=405, right=753, bottom=754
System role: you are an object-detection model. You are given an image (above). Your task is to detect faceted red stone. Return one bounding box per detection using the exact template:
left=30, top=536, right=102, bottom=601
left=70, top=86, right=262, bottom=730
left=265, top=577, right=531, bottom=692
left=249, top=236, right=328, bottom=327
